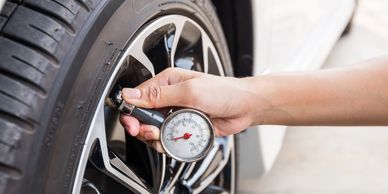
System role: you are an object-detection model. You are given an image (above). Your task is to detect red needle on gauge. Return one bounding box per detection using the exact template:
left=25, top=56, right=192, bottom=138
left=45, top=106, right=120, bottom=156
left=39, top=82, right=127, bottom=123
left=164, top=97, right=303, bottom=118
left=171, top=133, right=192, bottom=141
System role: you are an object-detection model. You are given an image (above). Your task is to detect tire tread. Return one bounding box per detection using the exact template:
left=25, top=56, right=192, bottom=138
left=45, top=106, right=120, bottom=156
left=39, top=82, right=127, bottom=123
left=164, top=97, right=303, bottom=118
left=23, top=0, right=77, bottom=33
left=0, top=0, right=100, bottom=193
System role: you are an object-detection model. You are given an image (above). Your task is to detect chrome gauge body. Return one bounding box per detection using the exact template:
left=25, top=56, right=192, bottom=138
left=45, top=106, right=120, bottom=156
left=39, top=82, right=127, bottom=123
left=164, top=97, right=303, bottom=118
left=160, top=109, right=215, bottom=162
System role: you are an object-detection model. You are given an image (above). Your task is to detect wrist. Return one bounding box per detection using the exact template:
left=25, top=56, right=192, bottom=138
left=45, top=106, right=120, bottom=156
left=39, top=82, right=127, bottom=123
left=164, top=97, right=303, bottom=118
left=239, top=76, right=271, bottom=126
left=240, top=75, right=291, bottom=126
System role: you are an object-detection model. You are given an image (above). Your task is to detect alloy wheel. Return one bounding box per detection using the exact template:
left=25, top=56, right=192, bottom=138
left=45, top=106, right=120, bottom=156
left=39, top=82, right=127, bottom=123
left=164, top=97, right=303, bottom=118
left=72, top=15, right=235, bottom=194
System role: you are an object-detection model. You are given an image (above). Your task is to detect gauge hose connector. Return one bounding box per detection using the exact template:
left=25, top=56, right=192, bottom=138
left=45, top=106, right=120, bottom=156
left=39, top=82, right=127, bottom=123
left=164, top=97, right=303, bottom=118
left=106, top=85, right=165, bottom=128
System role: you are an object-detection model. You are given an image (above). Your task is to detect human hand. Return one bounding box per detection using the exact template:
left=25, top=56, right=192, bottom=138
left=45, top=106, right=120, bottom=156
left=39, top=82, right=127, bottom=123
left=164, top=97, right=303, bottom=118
left=119, top=68, right=256, bottom=152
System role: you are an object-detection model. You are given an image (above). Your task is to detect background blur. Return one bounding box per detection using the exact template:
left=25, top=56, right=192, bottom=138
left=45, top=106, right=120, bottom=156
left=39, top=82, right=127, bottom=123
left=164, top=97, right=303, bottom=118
left=241, top=0, right=388, bottom=193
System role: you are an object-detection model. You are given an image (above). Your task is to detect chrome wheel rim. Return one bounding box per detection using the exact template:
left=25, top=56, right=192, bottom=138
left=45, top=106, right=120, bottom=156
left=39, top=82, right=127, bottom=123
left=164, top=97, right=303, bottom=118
left=72, top=15, right=235, bottom=194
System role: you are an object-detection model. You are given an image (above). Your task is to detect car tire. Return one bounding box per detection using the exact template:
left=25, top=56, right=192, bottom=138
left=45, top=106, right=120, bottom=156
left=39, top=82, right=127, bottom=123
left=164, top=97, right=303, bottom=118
left=0, top=0, right=237, bottom=193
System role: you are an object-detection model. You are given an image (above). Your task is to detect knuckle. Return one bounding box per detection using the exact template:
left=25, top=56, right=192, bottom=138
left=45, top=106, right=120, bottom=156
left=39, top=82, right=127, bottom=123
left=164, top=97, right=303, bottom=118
left=161, top=67, right=176, bottom=77
left=145, top=85, right=162, bottom=107
left=164, top=67, right=175, bottom=74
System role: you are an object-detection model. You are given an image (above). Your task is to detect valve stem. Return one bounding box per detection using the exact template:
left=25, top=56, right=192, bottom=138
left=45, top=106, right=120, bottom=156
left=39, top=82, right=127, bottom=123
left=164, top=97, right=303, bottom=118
left=106, top=84, right=165, bottom=128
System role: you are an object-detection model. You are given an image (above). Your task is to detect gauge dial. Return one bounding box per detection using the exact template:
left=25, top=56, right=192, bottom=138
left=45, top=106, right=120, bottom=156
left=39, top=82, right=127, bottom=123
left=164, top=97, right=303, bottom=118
left=160, top=109, right=214, bottom=162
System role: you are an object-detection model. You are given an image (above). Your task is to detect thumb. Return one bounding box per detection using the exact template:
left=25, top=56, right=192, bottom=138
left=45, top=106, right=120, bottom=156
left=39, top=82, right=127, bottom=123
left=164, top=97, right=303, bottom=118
left=122, top=83, right=191, bottom=109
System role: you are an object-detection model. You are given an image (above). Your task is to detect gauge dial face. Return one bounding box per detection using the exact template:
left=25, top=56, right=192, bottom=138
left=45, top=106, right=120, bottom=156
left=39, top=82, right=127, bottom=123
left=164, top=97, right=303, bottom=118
left=161, top=110, right=214, bottom=162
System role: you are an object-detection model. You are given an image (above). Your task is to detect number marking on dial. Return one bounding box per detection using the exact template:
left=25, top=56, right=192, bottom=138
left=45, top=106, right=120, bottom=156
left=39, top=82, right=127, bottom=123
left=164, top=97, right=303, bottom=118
left=161, top=110, right=213, bottom=162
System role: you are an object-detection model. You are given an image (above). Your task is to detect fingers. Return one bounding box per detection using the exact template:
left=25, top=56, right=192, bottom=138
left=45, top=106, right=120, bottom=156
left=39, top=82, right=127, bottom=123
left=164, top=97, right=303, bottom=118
left=138, top=125, right=165, bottom=153
left=139, top=124, right=165, bottom=153
left=120, top=115, right=165, bottom=153
left=213, top=125, right=225, bottom=137
left=119, top=115, right=140, bottom=136
left=120, top=68, right=207, bottom=153
left=139, top=124, right=160, bottom=141
left=148, top=141, right=165, bottom=153
left=120, top=115, right=160, bottom=141
left=122, top=81, right=192, bottom=109
left=121, top=68, right=204, bottom=109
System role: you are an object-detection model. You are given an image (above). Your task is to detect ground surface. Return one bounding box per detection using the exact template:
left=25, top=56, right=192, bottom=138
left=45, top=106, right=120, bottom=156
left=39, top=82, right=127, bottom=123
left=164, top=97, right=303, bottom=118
left=240, top=0, right=388, bottom=193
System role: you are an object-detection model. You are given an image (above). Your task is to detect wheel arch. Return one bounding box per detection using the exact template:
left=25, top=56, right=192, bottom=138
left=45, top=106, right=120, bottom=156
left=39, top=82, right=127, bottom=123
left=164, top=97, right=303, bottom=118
left=212, top=0, right=254, bottom=77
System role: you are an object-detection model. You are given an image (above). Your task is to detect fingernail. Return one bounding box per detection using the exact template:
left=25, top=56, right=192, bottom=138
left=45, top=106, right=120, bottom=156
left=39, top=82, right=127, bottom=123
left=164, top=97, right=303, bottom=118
left=123, top=88, right=141, bottom=99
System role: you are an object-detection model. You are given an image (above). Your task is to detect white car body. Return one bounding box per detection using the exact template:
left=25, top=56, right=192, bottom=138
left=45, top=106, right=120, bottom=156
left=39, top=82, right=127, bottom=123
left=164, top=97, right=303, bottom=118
left=238, top=0, right=356, bottom=180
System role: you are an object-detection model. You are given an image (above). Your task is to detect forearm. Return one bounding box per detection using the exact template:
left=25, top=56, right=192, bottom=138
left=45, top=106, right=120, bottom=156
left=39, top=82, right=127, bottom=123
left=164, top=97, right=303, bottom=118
left=246, top=56, right=388, bottom=126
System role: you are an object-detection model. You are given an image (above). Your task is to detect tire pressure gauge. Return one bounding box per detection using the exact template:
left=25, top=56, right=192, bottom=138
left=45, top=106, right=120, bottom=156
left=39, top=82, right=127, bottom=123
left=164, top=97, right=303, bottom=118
left=106, top=88, right=214, bottom=162
left=160, top=109, right=214, bottom=162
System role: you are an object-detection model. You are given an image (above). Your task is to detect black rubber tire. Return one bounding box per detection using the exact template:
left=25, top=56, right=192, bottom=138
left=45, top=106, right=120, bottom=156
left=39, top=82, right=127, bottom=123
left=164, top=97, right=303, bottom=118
left=0, top=0, right=235, bottom=194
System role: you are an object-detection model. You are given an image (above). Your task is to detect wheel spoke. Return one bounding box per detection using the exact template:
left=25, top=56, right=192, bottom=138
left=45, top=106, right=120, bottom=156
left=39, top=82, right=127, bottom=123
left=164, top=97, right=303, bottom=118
left=170, top=19, right=186, bottom=67
left=81, top=102, right=151, bottom=194
left=208, top=44, right=225, bottom=76
left=129, top=40, right=156, bottom=76
left=161, top=160, right=185, bottom=193
left=107, top=149, right=145, bottom=186
left=182, top=137, right=233, bottom=194
left=201, top=185, right=231, bottom=194
left=201, top=33, right=211, bottom=74
left=88, top=141, right=151, bottom=193
left=160, top=155, right=167, bottom=192
left=203, top=34, right=225, bottom=76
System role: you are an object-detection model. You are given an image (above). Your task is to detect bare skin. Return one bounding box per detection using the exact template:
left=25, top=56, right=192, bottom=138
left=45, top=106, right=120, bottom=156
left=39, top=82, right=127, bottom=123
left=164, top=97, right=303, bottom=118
left=120, top=56, right=388, bottom=152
